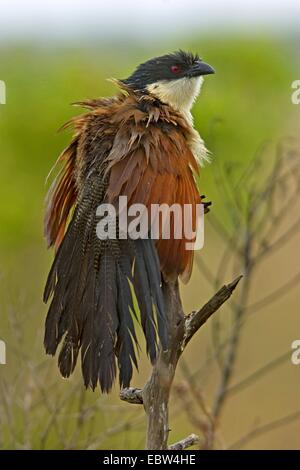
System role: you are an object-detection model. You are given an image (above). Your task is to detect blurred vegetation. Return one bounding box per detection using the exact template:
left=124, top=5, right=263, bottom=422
left=0, top=34, right=299, bottom=449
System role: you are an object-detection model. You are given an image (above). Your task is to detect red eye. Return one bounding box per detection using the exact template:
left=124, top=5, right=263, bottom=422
left=171, top=65, right=181, bottom=74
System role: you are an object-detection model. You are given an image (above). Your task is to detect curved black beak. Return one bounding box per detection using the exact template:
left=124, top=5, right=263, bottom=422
left=189, top=61, right=215, bottom=77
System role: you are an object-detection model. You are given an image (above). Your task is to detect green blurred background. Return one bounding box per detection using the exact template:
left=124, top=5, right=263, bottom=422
left=0, top=0, right=300, bottom=450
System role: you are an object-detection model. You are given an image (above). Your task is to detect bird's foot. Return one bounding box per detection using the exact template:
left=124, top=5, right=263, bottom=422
left=201, top=194, right=212, bottom=214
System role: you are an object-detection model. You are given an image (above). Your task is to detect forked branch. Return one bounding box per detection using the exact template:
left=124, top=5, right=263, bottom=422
left=120, top=275, right=242, bottom=449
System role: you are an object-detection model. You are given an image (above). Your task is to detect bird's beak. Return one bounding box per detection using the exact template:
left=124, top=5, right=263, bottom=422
left=189, top=61, right=215, bottom=77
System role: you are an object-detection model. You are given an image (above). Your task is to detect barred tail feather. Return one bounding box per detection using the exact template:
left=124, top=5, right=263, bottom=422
left=44, top=200, right=168, bottom=392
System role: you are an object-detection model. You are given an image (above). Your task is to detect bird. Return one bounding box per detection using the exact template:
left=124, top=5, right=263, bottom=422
left=43, top=50, right=214, bottom=393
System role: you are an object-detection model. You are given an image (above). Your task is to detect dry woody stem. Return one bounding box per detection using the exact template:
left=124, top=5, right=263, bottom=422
left=120, top=275, right=242, bottom=449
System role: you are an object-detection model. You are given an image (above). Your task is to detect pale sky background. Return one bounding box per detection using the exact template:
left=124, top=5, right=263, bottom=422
left=0, top=0, right=300, bottom=42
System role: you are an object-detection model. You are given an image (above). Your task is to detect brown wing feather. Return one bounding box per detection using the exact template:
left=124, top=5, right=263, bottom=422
left=44, top=137, right=79, bottom=249
left=106, top=114, right=201, bottom=283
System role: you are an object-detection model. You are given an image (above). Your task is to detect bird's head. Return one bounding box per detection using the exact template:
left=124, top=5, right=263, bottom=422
left=121, top=50, right=215, bottom=116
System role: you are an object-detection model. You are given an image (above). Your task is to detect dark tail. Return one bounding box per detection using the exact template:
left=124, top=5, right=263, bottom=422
left=43, top=181, right=168, bottom=392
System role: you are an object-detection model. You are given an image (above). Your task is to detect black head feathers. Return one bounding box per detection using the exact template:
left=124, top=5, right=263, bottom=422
left=122, top=50, right=214, bottom=90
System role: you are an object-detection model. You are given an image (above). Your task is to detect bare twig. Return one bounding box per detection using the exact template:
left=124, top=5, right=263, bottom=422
left=173, top=379, right=217, bottom=450
left=226, top=351, right=291, bottom=396
left=229, top=410, right=300, bottom=449
left=246, top=271, right=300, bottom=314
left=168, top=434, right=200, bottom=450
left=212, top=271, right=252, bottom=419
left=120, top=388, right=143, bottom=405
left=183, top=275, right=243, bottom=349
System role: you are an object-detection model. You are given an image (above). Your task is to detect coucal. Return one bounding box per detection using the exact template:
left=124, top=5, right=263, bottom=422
left=44, top=50, right=214, bottom=392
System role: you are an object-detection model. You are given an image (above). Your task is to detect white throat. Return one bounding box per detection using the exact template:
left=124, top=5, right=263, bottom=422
left=147, top=76, right=203, bottom=123
left=147, top=76, right=209, bottom=166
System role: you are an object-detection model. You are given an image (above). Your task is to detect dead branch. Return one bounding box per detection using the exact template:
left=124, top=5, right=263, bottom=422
left=142, top=280, right=185, bottom=450
left=120, top=275, right=242, bottom=448
left=183, top=275, right=243, bottom=349
left=168, top=433, right=200, bottom=450
left=120, top=388, right=143, bottom=405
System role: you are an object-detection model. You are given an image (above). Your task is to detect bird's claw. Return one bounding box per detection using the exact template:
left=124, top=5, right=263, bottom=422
left=201, top=195, right=212, bottom=214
